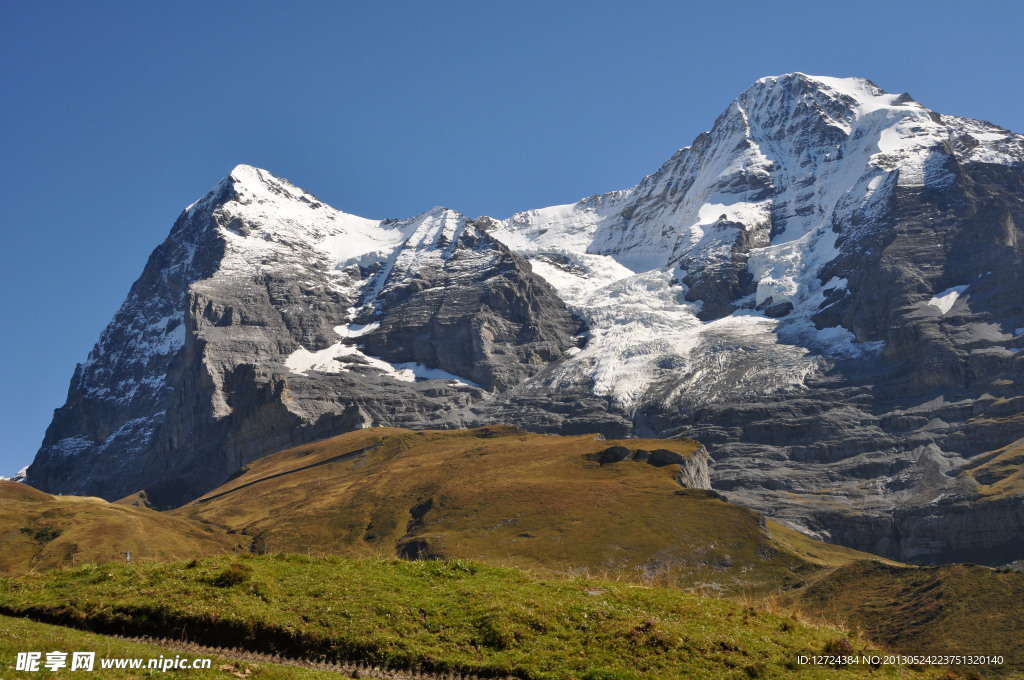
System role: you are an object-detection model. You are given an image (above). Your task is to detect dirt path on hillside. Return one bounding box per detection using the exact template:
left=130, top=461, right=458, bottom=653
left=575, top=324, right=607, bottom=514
left=113, top=633, right=514, bottom=680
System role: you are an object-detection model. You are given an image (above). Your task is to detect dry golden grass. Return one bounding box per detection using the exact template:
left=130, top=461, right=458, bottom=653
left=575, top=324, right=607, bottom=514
left=961, top=434, right=1024, bottom=500
left=178, top=425, right=882, bottom=595
left=0, top=481, right=239, bottom=576
left=800, top=560, right=1024, bottom=677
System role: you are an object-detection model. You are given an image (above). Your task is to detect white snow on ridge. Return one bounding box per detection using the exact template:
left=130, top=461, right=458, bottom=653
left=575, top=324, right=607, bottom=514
left=498, top=193, right=630, bottom=255
left=971, top=132, right=1008, bottom=142
left=944, top=115, right=1024, bottom=166
left=173, top=76, right=1017, bottom=417
left=1, top=466, right=29, bottom=483
left=928, top=285, right=969, bottom=316
left=211, top=164, right=408, bottom=279
left=483, top=74, right=913, bottom=412
left=361, top=207, right=476, bottom=303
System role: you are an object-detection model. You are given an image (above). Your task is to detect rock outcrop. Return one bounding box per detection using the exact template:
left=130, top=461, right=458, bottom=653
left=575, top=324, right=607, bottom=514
left=597, top=444, right=713, bottom=490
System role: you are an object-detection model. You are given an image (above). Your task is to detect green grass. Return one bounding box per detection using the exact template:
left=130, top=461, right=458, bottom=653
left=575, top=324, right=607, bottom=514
left=0, top=554, right=947, bottom=680
left=0, top=613, right=341, bottom=679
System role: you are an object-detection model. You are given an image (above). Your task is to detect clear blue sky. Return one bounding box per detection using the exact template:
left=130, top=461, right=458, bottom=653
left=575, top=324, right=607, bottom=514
left=2, top=0, right=1022, bottom=478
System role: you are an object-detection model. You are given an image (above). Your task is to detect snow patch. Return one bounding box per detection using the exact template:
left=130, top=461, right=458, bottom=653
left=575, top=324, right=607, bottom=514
left=285, top=326, right=479, bottom=387
left=336, top=322, right=380, bottom=338
left=284, top=341, right=479, bottom=386
left=392, top=362, right=481, bottom=386
left=971, top=132, right=1008, bottom=142
left=928, top=285, right=969, bottom=316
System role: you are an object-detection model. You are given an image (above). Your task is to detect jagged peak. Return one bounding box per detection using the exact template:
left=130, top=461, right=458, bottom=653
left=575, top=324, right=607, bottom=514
left=228, top=162, right=266, bottom=182
left=748, top=73, right=888, bottom=102
left=226, top=164, right=318, bottom=204
left=185, top=164, right=320, bottom=217
left=423, top=205, right=456, bottom=217
left=739, top=73, right=925, bottom=123
left=755, top=72, right=879, bottom=90
left=701, top=72, right=941, bottom=153
left=227, top=164, right=306, bottom=197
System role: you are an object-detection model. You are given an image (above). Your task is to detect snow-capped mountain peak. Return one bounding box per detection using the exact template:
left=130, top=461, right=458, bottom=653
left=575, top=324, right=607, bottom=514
left=26, top=75, right=1024, bottom=564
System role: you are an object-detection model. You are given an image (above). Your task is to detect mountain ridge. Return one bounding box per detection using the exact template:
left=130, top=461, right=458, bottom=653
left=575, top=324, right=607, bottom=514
left=25, top=74, right=1024, bottom=563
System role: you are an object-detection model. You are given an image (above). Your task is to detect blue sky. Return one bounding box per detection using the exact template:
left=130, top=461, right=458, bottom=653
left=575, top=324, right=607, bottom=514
left=2, top=0, right=1022, bottom=478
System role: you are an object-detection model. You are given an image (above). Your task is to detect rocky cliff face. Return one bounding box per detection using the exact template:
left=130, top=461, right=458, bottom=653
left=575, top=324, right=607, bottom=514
left=26, top=75, right=1024, bottom=563
left=28, top=168, right=582, bottom=507
left=487, top=74, right=1024, bottom=564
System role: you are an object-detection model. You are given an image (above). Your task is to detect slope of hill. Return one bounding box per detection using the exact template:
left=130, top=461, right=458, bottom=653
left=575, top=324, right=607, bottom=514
left=6, top=426, right=1021, bottom=676
left=800, top=560, right=1024, bottom=674
left=178, top=426, right=880, bottom=595
left=0, top=481, right=237, bottom=576
left=173, top=424, right=1024, bottom=674
left=0, top=555, right=951, bottom=680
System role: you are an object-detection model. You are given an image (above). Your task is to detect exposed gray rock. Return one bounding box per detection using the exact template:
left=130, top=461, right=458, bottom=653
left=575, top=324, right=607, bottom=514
left=673, top=445, right=713, bottom=490
left=355, top=214, right=583, bottom=392
left=598, top=446, right=634, bottom=463
left=763, top=301, right=794, bottom=318
left=25, top=169, right=579, bottom=508
left=649, top=449, right=688, bottom=466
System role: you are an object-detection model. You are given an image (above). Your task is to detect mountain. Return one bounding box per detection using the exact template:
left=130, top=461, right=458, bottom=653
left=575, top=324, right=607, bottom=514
left=25, top=74, right=1024, bottom=563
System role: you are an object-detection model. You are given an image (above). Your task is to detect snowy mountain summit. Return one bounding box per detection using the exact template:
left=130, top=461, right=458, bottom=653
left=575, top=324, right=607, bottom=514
left=27, top=75, right=1024, bottom=564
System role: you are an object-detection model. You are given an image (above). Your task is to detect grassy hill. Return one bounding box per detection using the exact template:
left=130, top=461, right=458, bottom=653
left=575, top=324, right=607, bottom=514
left=0, top=554, right=949, bottom=680
left=167, top=425, right=1022, bottom=676
left=961, top=431, right=1024, bottom=500
left=5, top=426, right=1021, bottom=676
left=800, top=561, right=1024, bottom=675
left=178, top=426, right=879, bottom=595
left=0, top=481, right=239, bottom=576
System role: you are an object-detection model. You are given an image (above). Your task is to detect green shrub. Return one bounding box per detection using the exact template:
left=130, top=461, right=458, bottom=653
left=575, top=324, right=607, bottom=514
left=20, top=526, right=62, bottom=543
left=210, top=563, right=249, bottom=587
